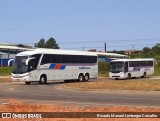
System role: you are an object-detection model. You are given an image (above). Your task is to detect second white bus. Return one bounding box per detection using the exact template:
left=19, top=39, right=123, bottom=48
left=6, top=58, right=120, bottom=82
left=11, top=49, right=98, bottom=84
left=109, top=58, right=154, bottom=79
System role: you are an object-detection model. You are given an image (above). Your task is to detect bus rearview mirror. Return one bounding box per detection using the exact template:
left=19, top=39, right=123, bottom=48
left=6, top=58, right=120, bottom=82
left=26, top=57, right=35, bottom=65
left=8, top=59, right=14, bottom=66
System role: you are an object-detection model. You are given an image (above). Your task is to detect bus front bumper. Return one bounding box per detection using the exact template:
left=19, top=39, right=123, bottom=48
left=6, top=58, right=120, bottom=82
left=11, top=73, right=30, bottom=82
left=109, top=73, right=126, bottom=79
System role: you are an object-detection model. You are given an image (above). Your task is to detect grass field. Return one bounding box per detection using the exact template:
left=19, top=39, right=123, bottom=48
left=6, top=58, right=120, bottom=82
left=98, top=71, right=109, bottom=77
left=0, top=67, right=12, bottom=76
left=62, top=79, right=160, bottom=91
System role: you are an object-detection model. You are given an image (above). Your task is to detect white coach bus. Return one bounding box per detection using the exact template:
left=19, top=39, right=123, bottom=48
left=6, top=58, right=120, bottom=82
left=109, top=58, right=154, bottom=79
left=10, top=49, right=98, bottom=84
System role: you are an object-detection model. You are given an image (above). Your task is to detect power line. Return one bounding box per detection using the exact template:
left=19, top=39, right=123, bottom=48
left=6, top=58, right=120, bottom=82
left=106, top=44, right=156, bottom=48
left=62, top=43, right=157, bottom=50
left=58, top=38, right=160, bottom=44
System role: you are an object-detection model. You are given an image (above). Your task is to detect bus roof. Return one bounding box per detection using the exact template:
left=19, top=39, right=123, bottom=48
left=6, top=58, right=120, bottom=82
left=16, top=48, right=98, bottom=56
left=96, top=52, right=128, bottom=58
left=111, top=58, right=155, bottom=62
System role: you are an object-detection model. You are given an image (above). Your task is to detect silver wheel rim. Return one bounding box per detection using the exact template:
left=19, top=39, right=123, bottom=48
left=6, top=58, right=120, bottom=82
left=79, top=75, right=83, bottom=81
left=128, top=74, right=131, bottom=78
left=85, top=75, right=89, bottom=80
left=41, top=77, right=45, bottom=83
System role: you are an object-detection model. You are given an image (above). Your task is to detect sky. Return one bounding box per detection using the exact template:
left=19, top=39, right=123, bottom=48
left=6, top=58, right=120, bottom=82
left=0, top=0, right=160, bottom=51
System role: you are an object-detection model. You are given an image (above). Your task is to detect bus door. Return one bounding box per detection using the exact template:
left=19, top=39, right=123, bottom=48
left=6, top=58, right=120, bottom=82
left=124, top=61, right=128, bottom=73
left=28, top=58, right=38, bottom=81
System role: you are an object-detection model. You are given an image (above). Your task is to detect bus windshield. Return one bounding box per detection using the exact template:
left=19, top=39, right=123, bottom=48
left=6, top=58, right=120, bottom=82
left=109, top=62, right=124, bottom=73
left=12, top=56, right=29, bottom=74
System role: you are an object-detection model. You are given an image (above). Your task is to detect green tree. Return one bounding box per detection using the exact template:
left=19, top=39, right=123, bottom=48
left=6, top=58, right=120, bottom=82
left=35, top=37, right=59, bottom=49
left=152, top=44, right=160, bottom=54
left=45, top=37, right=59, bottom=49
left=143, top=47, right=151, bottom=53
left=35, top=38, right=45, bottom=48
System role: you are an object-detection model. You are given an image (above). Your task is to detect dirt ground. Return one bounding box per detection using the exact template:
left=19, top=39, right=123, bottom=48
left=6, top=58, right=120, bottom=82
left=61, top=79, right=160, bottom=91
left=0, top=99, right=160, bottom=121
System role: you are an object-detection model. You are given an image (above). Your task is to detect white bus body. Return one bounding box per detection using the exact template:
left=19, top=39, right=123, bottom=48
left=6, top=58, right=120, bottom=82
left=11, top=49, right=98, bottom=84
left=109, top=58, right=154, bottom=79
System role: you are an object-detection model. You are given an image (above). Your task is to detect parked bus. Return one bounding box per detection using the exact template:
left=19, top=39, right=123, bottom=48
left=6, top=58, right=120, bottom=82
left=109, top=58, right=154, bottom=79
left=10, top=49, right=98, bottom=84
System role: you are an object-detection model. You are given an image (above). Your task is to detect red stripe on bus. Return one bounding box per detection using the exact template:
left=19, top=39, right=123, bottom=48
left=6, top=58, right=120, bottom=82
left=54, top=64, right=61, bottom=69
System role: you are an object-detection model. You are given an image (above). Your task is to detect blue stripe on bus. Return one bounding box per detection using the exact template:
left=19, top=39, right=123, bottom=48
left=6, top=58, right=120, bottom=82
left=133, top=67, right=141, bottom=71
left=60, top=65, right=66, bottom=70
left=49, top=63, right=96, bottom=70
left=49, top=64, right=56, bottom=69
left=49, top=64, right=66, bottom=70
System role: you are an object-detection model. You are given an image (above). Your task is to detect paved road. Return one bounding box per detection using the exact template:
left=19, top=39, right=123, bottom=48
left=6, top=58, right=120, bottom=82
left=0, top=80, right=160, bottom=107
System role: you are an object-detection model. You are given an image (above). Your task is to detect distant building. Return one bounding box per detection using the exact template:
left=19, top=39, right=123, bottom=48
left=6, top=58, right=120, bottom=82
left=96, top=52, right=129, bottom=62
left=88, top=49, right=97, bottom=52
left=0, top=43, right=33, bottom=66
left=88, top=49, right=128, bottom=62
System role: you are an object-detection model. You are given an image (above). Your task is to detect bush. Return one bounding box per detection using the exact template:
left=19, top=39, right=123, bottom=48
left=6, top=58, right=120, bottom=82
left=98, top=62, right=109, bottom=77
left=157, top=60, right=160, bottom=67
left=155, top=60, right=160, bottom=76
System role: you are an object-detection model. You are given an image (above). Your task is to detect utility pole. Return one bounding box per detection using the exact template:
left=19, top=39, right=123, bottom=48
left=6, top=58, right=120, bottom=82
left=105, top=42, right=106, bottom=52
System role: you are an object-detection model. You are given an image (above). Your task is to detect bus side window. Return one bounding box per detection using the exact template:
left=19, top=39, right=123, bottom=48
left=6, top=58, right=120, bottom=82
left=136, top=61, right=139, bottom=67
left=124, top=62, right=128, bottom=73
left=139, top=61, right=145, bottom=67
left=148, top=61, right=153, bottom=66
left=129, top=61, right=135, bottom=67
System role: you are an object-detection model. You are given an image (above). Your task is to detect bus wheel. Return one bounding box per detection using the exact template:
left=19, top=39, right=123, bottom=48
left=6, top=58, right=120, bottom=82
left=64, top=80, right=71, bottom=83
left=25, top=82, right=31, bottom=84
left=127, top=73, right=131, bottom=79
left=78, top=74, right=84, bottom=82
left=84, top=74, right=89, bottom=81
left=39, top=75, right=47, bottom=84
left=141, top=72, right=146, bottom=78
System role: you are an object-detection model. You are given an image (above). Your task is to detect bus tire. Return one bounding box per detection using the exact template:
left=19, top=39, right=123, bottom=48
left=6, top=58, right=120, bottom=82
left=64, top=80, right=71, bottom=83
left=84, top=74, right=89, bottom=81
left=141, top=72, right=146, bottom=78
left=127, top=73, right=131, bottom=79
left=25, top=82, right=31, bottom=84
left=39, top=75, right=47, bottom=84
left=78, top=74, right=84, bottom=82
